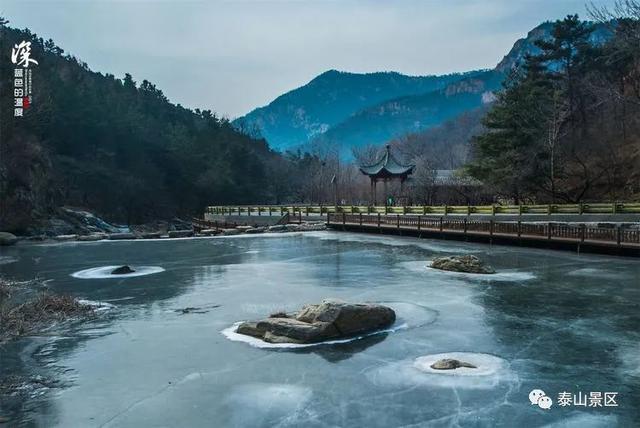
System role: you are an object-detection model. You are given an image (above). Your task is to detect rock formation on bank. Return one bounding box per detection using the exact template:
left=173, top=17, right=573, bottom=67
left=236, top=300, right=396, bottom=344
left=430, top=255, right=495, bottom=274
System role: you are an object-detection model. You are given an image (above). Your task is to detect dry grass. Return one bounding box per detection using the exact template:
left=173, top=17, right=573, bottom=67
left=0, top=292, right=95, bottom=342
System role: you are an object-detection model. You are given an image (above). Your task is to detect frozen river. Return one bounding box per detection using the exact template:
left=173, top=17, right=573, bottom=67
left=1, top=232, right=639, bottom=427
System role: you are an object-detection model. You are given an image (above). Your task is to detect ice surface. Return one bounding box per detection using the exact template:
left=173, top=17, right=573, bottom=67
left=71, top=265, right=165, bottom=279
left=225, top=383, right=313, bottom=427
left=2, top=232, right=638, bottom=427
left=0, top=255, right=18, bottom=265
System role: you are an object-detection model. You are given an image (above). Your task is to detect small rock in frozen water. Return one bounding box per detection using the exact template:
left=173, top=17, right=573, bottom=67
left=111, top=265, right=135, bottom=275
left=236, top=300, right=396, bottom=344
left=430, top=358, right=477, bottom=370
left=430, top=255, right=495, bottom=274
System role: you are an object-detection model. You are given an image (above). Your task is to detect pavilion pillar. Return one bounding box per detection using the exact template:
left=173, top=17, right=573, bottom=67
left=383, top=179, right=388, bottom=206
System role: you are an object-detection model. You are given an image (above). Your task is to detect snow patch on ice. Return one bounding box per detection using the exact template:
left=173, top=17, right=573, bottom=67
left=367, top=352, right=516, bottom=390
left=71, top=265, right=165, bottom=279
left=77, top=299, right=116, bottom=312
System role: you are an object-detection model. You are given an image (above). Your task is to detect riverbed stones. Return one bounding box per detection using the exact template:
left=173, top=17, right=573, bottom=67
left=55, top=234, right=78, bottom=241
left=140, top=232, right=163, bottom=239
left=168, top=230, right=193, bottom=238
left=430, top=358, right=477, bottom=370
left=221, top=228, right=241, bottom=236
left=244, top=227, right=266, bottom=234
left=109, top=232, right=136, bottom=240
left=0, top=232, right=18, bottom=246
left=236, top=300, right=396, bottom=344
left=111, top=265, right=135, bottom=275
left=77, top=233, right=107, bottom=242
left=430, top=255, right=495, bottom=274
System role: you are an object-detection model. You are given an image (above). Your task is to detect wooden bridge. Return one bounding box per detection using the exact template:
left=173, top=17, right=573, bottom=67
left=326, top=213, right=640, bottom=256
left=207, top=202, right=640, bottom=217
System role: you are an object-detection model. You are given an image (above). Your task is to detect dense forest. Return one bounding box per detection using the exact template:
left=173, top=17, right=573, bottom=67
left=0, top=19, right=325, bottom=232
left=467, top=5, right=640, bottom=203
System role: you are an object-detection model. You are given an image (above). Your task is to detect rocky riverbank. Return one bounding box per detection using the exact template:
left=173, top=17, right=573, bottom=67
left=1, top=207, right=327, bottom=245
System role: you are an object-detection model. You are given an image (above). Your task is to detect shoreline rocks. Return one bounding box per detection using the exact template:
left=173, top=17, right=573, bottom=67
left=430, top=255, right=495, bottom=274
left=0, top=232, right=18, bottom=246
left=168, top=230, right=193, bottom=238
left=236, top=300, right=396, bottom=344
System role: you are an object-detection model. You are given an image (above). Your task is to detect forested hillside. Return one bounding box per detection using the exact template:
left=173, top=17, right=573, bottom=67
left=235, top=70, right=477, bottom=152
left=0, top=20, right=293, bottom=232
left=468, top=11, right=640, bottom=202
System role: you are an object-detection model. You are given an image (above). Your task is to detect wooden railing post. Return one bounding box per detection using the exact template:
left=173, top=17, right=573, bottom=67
left=581, top=224, right=586, bottom=242
left=342, top=212, right=346, bottom=225
left=417, top=216, right=421, bottom=231
left=359, top=213, right=363, bottom=226
left=439, top=217, right=443, bottom=232
left=464, top=217, right=468, bottom=233
left=378, top=213, right=381, bottom=228
left=548, top=222, right=552, bottom=240
left=617, top=225, right=621, bottom=245
left=517, top=220, right=521, bottom=237
left=490, top=220, right=494, bottom=236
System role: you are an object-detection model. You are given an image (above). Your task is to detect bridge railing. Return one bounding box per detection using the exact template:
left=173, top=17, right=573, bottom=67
left=327, top=213, right=640, bottom=247
left=206, top=202, right=640, bottom=217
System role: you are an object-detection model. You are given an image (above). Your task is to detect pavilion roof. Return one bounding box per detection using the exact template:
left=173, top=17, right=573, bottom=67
left=359, top=145, right=415, bottom=177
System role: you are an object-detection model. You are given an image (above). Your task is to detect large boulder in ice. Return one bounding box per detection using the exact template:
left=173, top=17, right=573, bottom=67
left=430, top=255, right=495, bottom=274
left=236, top=300, right=396, bottom=344
left=0, top=232, right=18, bottom=246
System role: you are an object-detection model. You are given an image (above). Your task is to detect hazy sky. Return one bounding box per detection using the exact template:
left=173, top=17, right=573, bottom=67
left=2, top=0, right=616, bottom=118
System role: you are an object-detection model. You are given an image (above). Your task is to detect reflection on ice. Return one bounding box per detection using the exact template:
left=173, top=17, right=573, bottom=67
left=305, top=231, right=475, bottom=253
left=541, top=412, right=617, bottom=427
left=71, top=265, right=165, bottom=279
left=226, top=383, right=313, bottom=426
left=0, top=255, right=18, bottom=265
left=368, top=352, right=516, bottom=390
left=567, top=267, right=626, bottom=279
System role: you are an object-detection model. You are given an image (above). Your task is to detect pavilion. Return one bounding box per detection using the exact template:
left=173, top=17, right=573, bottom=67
left=359, top=145, right=415, bottom=205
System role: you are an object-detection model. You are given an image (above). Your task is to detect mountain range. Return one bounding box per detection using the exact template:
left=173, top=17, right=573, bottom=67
left=234, top=21, right=609, bottom=158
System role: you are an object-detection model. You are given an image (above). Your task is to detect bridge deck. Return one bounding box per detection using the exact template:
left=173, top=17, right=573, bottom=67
left=326, top=214, right=640, bottom=257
